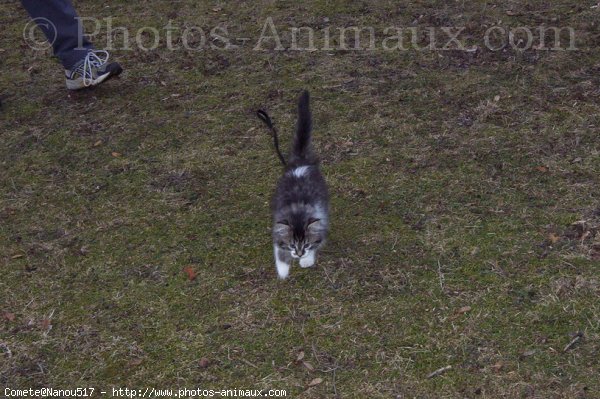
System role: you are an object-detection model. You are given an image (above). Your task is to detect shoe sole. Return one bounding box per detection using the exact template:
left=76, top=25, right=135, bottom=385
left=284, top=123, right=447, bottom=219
left=65, top=70, right=116, bottom=91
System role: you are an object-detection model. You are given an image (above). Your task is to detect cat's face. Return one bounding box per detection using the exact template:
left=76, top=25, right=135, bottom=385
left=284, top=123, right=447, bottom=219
left=273, top=218, right=324, bottom=258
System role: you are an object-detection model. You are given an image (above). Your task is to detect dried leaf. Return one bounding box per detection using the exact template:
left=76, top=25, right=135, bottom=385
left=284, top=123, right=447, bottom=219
left=199, top=357, right=210, bottom=368
left=2, top=312, right=15, bottom=322
left=548, top=233, right=560, bottom=244
left=40, top=318, right=52, bottom=330
left=457, top=306, right=472, bottom=314
left=296, top=351, right=305, bottom=362
left=11, top=254, right=24, bottom=259
left=93, top=140, right=103, bottom=147
left=128, top=358, right=143, bottom=366
left=490, top=361, right=503, bottom=372
left=183, top=266, right=197, bottom=281
left=581, top=230, right=591, bottom=241
left=535, top=166, right=548, bottom=173
left=494, top=95, right=501, bottom=102
left=111, top=152, right=122, bottom=158
left=520, top=349, right=536, bottom=359
left=308, top=377, right=323, bottom=387
left=303, top=361, right=315, bottom=372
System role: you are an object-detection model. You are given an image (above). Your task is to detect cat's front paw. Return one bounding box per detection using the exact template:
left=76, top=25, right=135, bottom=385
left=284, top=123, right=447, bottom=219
left=276, top=260, right=291, bottom=279
left=299, top=253, right=315, bottom=268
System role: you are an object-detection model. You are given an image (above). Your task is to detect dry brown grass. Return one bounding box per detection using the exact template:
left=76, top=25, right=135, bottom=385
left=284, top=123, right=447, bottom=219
left=1, top=1, right=599, bottom=397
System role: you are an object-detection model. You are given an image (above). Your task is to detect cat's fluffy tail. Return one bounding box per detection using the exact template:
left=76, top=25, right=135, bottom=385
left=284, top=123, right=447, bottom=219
left=290, top=90, right=317, bottom=166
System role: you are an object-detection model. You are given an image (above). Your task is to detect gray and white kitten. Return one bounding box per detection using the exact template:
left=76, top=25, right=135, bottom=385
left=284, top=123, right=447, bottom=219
left=271, top=91, right=329, bottom=279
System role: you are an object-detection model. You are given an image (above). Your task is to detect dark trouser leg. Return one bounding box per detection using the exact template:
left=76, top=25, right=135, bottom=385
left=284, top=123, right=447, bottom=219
left=20, top=0, right=94, bottom=69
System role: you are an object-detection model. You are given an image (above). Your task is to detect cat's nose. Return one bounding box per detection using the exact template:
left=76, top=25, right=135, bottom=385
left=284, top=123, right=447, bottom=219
left=297, top=249, right=305, bottom=257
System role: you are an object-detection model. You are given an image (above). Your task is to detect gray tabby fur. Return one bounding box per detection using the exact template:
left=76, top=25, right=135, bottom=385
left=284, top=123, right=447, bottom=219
left=271, top=91, right=329, bottom=279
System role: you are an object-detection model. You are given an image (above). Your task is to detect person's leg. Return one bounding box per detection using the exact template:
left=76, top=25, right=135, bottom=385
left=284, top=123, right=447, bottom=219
left=20, top=0, right=122, bottom=90
left=20, top=0, right=93, bottom=69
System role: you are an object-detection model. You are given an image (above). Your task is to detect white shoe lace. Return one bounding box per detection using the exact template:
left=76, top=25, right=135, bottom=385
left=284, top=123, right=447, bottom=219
left=80, top=50, right=110, bottom=86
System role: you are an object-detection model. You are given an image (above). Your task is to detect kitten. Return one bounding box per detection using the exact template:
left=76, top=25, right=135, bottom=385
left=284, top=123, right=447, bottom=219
left=271, top=91, right=329, bottom=279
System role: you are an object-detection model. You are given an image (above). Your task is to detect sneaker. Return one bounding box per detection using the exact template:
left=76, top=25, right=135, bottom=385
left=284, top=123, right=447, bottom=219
left=65, top=50, right=123, bottom=90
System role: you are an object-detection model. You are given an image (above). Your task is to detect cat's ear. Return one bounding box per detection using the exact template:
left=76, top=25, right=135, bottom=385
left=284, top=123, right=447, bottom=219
left=307, top=218, right=321, bottom=226
left=306, top=218, right=323, bottom=233
left=274, top=221, right=290, bottom=236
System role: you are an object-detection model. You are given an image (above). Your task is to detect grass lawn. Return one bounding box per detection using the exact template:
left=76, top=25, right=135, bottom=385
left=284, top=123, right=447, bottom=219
left=1, top=1, right=599, bottom=397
